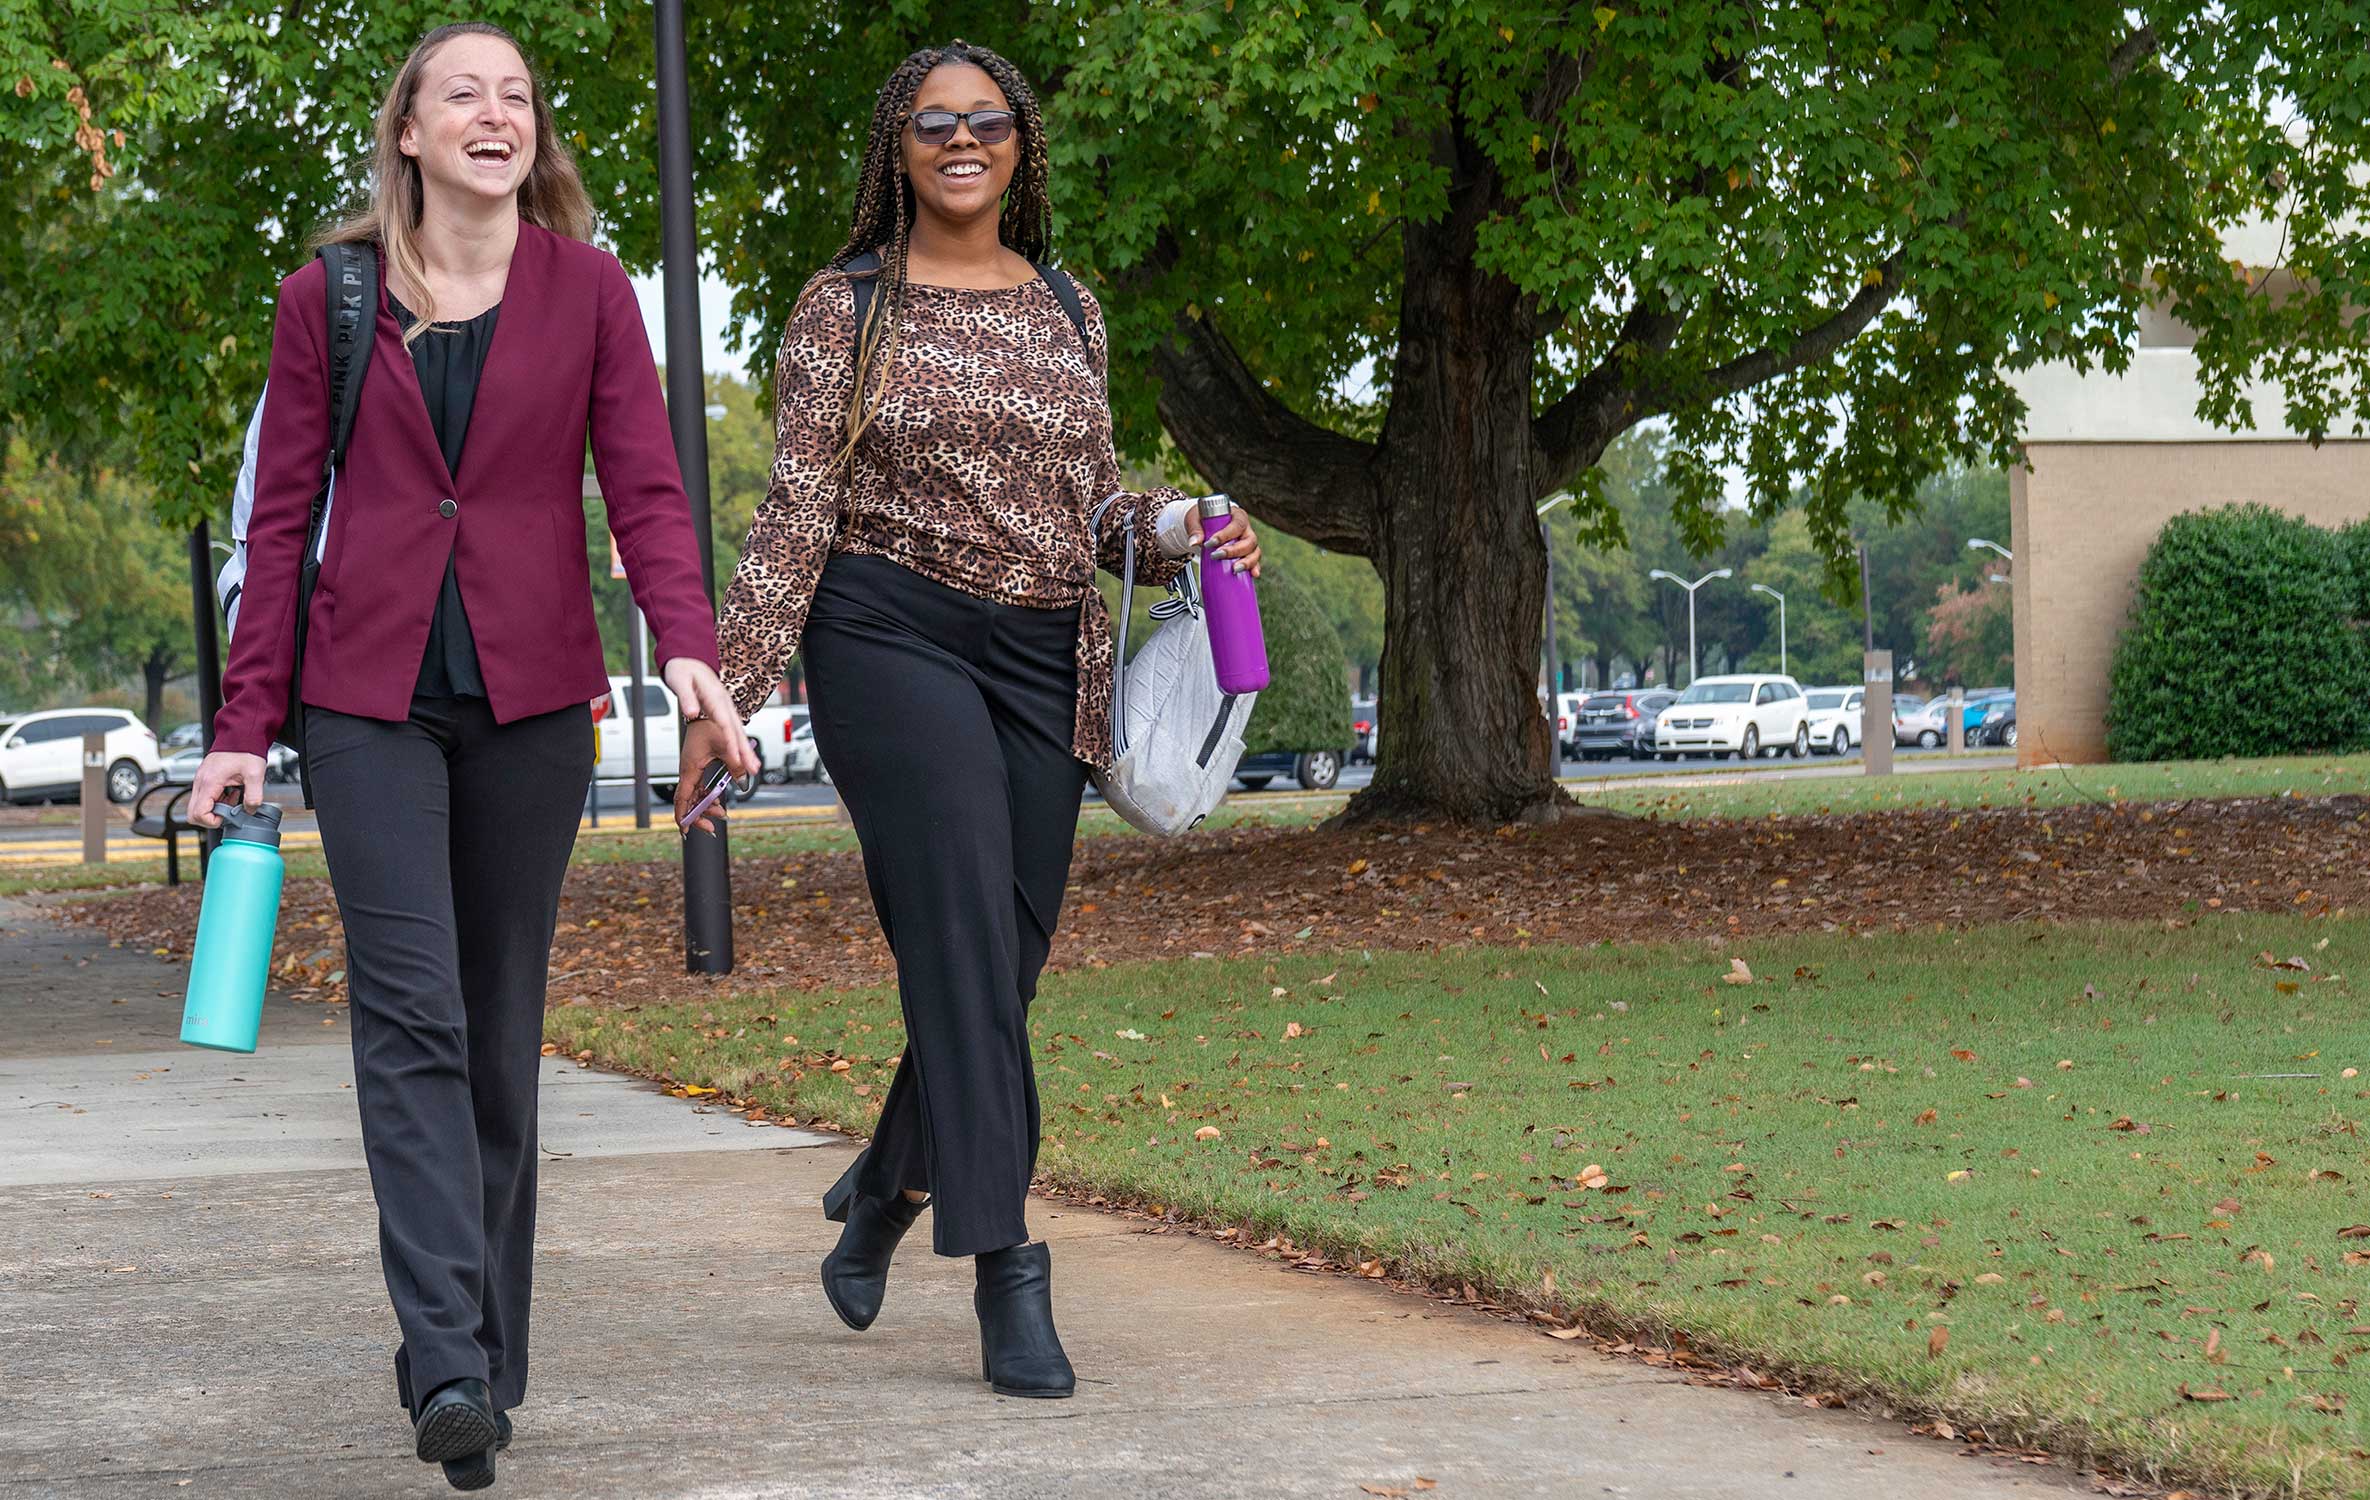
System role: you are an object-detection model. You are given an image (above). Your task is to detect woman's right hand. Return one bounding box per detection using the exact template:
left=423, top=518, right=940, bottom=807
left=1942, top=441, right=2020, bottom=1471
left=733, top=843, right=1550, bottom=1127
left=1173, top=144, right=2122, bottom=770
left=188, top=752, right=270, bottom=828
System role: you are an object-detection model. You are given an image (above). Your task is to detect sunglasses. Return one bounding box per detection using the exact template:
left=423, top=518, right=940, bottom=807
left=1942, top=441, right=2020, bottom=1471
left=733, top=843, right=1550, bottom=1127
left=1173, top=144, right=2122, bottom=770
left=906, top=108, right=1017, bottom=146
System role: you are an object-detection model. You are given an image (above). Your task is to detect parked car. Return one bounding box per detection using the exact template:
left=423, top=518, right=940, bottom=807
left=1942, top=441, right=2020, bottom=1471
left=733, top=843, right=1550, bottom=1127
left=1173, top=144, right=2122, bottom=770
left=1348, top=696, right=1378, bottom=765
left=0, top=707, right=164, bottom=804
left=1570, top=689, right=1678, bottom=761
left=1959, top=690, right=2011, bottom=736
left=1554, top=691, right=1587, bottom=759
left=1652, top=674, right=1810, bottom=760
left=592, top=675, right=682, bottom=797
left=782, top=718, right=830, bottom=785
left=745, top=686, right=813, bottom=786
left=1894, top=690, right=2010, bottom=747
left=162, top=741, right=299, bottom=784
left=163, top=721, right=206, bottom=750
left=1976, top=692, right=2018, bottom=748
left=1233, top=746, right=1341, bottom=792
left=1894, top=698, right=1948, bottom=748
left=1801, top=686, right=1865, bottom=756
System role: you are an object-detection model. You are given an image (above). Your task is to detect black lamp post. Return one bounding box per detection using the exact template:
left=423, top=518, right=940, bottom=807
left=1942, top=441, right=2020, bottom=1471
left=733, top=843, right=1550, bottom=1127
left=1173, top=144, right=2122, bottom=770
left=656, top=0, right=733, bottom=974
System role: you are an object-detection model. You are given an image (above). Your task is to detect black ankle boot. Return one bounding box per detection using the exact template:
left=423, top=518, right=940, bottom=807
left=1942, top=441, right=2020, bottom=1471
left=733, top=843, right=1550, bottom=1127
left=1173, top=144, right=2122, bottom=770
left=413, top=1376, right=499, bottom=1467
left=975, top=1242, right=1075, bottom=1398
left=821, top=1162, right=927, bottom=1332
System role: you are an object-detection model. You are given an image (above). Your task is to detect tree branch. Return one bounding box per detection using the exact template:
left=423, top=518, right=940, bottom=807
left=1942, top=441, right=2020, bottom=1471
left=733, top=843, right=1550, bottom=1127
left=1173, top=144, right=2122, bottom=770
left=1531, top=291, right=1682, bottom=492
left=2107, top=25, right=2159, bottom=81
left=1121, top=232, right=1376, bottom=552
left=1674, top=243, right=1910, bottom=405
left=1151, top=303, right=1380, bottom=554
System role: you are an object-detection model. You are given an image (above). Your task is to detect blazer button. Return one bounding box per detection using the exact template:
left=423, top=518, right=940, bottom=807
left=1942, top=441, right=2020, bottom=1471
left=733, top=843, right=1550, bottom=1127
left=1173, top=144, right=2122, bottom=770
left=439, top=498, right=458, bottom=518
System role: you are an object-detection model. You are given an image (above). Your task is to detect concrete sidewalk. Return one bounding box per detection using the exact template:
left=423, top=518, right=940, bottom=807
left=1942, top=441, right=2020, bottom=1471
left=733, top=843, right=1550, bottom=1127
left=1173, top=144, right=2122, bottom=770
left=0, top=898, right=2090, bottom=1500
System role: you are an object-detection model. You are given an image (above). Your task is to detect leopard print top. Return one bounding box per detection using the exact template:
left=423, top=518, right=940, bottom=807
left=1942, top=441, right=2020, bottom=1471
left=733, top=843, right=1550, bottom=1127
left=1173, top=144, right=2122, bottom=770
left=718, top=267, right=1187, bottom=769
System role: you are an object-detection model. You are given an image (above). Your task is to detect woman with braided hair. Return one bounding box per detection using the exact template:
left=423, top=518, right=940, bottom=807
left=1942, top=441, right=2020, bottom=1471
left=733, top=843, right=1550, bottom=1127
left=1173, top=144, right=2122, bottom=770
left=683, top=39, right=1260, bottom=1398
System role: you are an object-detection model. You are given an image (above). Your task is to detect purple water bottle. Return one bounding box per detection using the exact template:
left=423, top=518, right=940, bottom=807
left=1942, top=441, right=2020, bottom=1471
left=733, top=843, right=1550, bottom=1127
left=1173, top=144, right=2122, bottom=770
left=1199, top=494, right=1269, bottom=693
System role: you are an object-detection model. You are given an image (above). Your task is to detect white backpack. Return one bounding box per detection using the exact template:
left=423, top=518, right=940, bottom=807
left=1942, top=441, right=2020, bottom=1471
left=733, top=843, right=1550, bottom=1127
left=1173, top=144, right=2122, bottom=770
left=216, top=242, right=377, bottom=645
left=216, top=387, right=336, bottom=640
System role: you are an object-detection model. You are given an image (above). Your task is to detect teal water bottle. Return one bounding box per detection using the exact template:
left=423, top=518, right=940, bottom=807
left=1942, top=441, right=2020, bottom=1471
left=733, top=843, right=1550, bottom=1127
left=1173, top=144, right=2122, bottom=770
left=180, top=803, right=287, bottom=1054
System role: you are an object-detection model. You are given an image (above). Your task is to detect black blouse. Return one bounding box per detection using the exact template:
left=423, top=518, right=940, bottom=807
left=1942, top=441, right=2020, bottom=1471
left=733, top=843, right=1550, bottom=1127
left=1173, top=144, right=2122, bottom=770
left=389, top=293, right=500, bottom=699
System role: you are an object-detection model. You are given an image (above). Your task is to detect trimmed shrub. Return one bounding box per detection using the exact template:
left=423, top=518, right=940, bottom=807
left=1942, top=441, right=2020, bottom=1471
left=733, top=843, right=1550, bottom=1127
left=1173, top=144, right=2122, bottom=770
left=2341, top=519, right=2370, bottom=621
left=2106, top=504, right=2369, bottom=762
left=1240, top=565, right=1353, bottom=756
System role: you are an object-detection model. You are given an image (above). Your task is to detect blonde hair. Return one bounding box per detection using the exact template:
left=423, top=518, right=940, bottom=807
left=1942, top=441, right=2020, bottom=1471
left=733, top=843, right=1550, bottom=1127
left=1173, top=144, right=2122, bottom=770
left=317, top=22, right=594, bottom=346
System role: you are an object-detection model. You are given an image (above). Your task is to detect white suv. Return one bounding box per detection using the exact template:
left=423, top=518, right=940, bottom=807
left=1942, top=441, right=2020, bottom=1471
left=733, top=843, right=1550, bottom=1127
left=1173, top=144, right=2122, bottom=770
left=1802, top=686, right=1865, bottom=755
left=1653, top=674, right=1811, bottom=760
left=0, top=707, right=164, bottom=804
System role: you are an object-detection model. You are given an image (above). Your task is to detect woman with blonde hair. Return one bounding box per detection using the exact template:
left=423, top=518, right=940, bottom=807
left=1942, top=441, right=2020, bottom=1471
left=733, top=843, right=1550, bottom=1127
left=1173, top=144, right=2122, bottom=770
left=192, top=21, right=754, bottom=1489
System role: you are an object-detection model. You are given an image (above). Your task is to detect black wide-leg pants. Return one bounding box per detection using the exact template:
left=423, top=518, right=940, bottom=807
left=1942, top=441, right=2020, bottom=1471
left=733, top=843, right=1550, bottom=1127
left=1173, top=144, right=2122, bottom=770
left=304, top=693, right=594, bottom=1413
left=802, top=552, right=1088, bottom=1258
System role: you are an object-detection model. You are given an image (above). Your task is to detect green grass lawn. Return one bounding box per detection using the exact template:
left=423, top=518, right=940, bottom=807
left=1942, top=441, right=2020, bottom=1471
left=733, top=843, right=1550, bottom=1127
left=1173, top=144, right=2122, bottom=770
left=547, top=913, right=2370, bottom=1498
left=1571, top=750, right=2370, bottom=822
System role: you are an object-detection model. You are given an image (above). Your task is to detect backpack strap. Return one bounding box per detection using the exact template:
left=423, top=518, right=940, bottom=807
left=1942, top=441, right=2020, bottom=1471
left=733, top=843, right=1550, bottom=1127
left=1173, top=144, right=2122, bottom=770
left=315, top=242, right=378, bottom=478
left=841, top=249, right=1090, bottom=358
left=1029, top=260, right=1089, bottom=356
left=845, top=249, right=885, bottom=358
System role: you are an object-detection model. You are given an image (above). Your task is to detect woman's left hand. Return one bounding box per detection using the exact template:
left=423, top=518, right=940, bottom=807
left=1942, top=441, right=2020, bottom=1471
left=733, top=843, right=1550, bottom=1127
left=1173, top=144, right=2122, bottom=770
left=661, top=658, right=761, bottom=779
left=1199, top=504, right=1262, bottom=579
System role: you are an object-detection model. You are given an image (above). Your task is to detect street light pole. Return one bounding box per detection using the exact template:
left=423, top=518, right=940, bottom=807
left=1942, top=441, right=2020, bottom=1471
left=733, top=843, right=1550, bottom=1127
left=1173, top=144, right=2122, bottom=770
left=655, top=0, right=733, bottom=975
left=1537, top=492, right=1574, bottom=696
left=1968, top=537, right=2013, bottom=585
left=1750, top=582, right=1786, bottom=677
left=1648, top=567, right=1733, bottom=685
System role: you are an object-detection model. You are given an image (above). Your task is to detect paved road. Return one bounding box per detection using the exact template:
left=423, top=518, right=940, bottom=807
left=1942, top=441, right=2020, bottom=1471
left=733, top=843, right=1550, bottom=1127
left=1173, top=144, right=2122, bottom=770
left=0, top=897, right=2095, bottom=1500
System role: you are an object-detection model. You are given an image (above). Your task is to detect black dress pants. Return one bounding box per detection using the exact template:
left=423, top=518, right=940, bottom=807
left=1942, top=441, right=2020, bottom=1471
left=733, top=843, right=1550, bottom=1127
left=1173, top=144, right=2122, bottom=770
left=304, top=693, right=594, bottom=1413
left=802, top=552, right=1088, bottom=1258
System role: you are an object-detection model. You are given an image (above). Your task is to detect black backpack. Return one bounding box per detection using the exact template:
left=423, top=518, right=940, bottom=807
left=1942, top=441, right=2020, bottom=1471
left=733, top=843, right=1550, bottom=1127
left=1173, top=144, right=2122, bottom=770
left=282, top=241, right=378, bottom=799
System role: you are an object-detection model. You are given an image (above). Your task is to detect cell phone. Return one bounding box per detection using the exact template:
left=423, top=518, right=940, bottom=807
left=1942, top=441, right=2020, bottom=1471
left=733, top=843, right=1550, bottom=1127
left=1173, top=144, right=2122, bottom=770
left=677, top=759, right=734, bottom=832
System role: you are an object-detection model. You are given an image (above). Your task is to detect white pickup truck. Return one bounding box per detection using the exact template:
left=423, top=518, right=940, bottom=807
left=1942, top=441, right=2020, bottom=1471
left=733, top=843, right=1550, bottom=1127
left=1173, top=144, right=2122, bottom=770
left=745, top=685, right=825, bottom=784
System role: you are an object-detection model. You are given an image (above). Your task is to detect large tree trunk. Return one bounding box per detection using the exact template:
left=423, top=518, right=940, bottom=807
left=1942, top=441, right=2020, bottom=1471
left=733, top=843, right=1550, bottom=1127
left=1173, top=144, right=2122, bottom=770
left=1351, top=232, right=1565, bottom=825
left=1149, top=124, right=1585, bottom=825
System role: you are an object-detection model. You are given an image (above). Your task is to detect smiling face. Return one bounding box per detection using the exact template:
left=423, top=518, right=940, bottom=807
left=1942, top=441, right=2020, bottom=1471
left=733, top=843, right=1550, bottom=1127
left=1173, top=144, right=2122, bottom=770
left=899, top=61, right=1016, bottom=229
left=399, top=32, right=537, bottom=209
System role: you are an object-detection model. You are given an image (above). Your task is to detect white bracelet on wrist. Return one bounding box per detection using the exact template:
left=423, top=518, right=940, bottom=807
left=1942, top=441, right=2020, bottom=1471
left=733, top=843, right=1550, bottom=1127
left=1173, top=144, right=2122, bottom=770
left=1155, top=496, right=1198, bottom=559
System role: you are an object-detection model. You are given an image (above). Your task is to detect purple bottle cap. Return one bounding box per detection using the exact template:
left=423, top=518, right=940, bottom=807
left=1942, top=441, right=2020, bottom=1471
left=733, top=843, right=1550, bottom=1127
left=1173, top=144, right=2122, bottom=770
left=1198, top=493, right=1233, bottom=522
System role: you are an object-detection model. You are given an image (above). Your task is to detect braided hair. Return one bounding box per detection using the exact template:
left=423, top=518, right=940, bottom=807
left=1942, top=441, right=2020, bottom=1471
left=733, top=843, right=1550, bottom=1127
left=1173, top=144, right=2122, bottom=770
left=822, top=40, right=1054, bottom=464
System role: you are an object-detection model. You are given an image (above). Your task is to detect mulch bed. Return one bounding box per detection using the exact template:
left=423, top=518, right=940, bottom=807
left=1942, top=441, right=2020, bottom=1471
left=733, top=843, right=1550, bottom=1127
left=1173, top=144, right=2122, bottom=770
left=54, top=794, right=2369, bottom=1009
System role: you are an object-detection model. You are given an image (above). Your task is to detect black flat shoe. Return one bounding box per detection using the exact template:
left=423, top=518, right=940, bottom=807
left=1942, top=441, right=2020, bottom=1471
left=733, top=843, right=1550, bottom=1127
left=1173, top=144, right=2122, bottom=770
left=414, top=1377, right=500, bottom=1465
left=821, top=1162, right=928, bottom=1332
left=975, top=1241, right=1075, bottom=1398
left=493, top=1410, right=512, bottom=1452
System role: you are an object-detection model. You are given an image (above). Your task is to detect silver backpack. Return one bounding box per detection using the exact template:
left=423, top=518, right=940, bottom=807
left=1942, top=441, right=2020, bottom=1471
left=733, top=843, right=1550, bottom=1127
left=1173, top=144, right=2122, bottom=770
left=1088, top=497, right=1256, bottom=835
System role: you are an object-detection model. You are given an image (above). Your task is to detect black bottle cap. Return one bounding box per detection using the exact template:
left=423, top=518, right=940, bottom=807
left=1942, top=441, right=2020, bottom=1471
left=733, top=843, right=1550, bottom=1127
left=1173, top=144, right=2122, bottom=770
left=213, top=801, right=284, bottom=848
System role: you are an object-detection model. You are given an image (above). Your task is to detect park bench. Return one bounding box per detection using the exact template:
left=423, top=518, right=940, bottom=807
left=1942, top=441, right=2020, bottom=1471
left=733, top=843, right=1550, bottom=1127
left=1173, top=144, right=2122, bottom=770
left=130, top=779, right=202, bottom=886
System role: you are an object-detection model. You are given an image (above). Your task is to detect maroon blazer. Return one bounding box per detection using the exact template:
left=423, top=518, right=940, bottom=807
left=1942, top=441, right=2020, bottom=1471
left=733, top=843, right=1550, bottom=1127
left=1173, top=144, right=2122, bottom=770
left=215, top=222, right=721, bottom=756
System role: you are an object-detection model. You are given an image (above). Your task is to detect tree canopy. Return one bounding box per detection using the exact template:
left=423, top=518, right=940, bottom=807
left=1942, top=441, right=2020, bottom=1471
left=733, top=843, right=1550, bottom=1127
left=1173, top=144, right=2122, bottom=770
left=9, top=2, right=2368, bottom=818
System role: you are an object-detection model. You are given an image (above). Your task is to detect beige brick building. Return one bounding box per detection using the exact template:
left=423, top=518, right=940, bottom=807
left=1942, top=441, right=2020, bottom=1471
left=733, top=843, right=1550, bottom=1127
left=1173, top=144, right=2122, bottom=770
left=2007, top=234, right=2370, bottom=766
